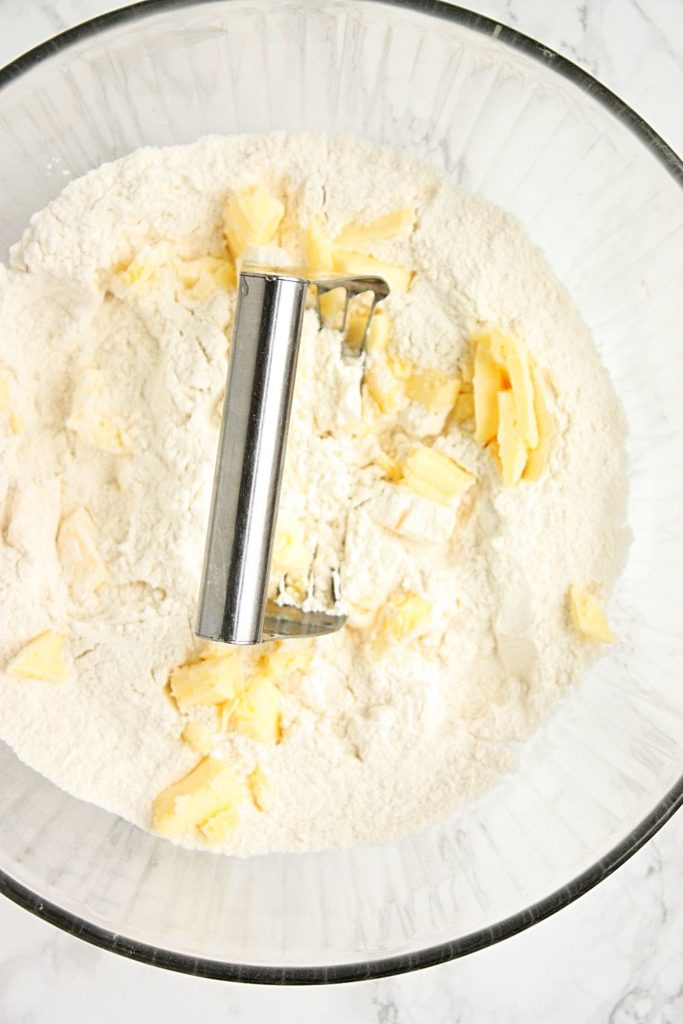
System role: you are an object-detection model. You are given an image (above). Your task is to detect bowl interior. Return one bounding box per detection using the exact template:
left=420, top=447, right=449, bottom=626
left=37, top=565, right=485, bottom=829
left=0, top=0, right=682, bottom=980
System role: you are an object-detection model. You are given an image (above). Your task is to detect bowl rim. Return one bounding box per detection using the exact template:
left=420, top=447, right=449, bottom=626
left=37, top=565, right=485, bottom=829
left=0, top=0, right=681, bottom=986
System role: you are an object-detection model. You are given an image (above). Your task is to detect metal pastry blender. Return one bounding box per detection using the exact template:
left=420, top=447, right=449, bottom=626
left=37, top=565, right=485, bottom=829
left=195, top=267, right=389, bottom=646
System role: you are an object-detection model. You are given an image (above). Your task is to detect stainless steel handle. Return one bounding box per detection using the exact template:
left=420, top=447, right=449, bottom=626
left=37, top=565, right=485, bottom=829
left=195, top=270, right=307, bottom=645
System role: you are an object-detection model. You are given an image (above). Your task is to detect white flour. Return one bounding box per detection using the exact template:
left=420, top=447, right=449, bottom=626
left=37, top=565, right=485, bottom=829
left=0, top=134, right=628, bottom=854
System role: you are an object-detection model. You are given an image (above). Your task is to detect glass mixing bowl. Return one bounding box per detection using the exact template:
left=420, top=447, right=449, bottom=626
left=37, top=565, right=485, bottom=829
left=1, top=0, right=682, bottom=984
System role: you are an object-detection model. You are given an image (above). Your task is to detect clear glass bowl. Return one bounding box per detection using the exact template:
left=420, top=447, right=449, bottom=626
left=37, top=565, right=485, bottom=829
left=1, top=0, right=682, bottom=984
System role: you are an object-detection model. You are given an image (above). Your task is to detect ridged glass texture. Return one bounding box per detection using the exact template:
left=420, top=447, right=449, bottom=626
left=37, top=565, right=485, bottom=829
left=0, top=0, right=681, bottom=983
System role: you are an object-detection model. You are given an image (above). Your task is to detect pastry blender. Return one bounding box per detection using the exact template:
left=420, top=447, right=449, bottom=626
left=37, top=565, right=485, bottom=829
left=195, top=267, right=389, bottom=645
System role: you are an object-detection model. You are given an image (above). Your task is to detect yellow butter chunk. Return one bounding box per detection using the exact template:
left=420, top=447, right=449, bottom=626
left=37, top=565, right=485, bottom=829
left=365, top=310, right=391, bottom=356
left=376, top=592, right=431, bottom=648
left=335, top=207, right=415, bottom=248
left=57, top=506, right=108, bottom=597
left=223, top=185, right=285, bottom=259
left=272, top=512, right=310, bottom=574
left=349, top=593, right=381, bottom=630
left=497, top=391, right=528, bottom=487
left=7, top=630, right=68, bottom=684
left=115, top=259, right=159, bottom=292
left=373, top=445, right=403, bottom=483
left=386, top=349, right=414, bottom=381
left=461, top=359, right=474, bottom=384
left=318, top=287, right=347, bottom=326
left=196, top=640, right=236, bottom=662
left=364, top=482, right=457, bottom=544
left=523, top=365, right=555, bottom=482
left=67, top=370, right=131, bottom=454
left=332, top=250, right=414, bottom=293
left=174, top=255, right=235, bottom=300
left=400, top=446, right=475, bottom=506
left=248, top=764, right=272, bottom=811
left=569, top=585, right=614, bottom=643
left=91, top=416, right=131, bottom=453
left=489, top=329, right=538, bottom=449
left=453, top=389, right=475, bottom=423
left=345, top=305, right=389, bottom=353
left=67, top=408, right=131, bottom=454
left=152, top=756, right=246, bottom=837
left=305, top=216, right=334, bottom=271
left=199, top=805, right=240, bottom=842
left=345, top=308, right=372, bottom=352
left=169, top=653, right=243, bottom=712
left=487, top=439, right=502, bottom=476
left=258, top=639, right=313, bottom=678
left=473, top=337, right=506, bottom=445
left=277, top=199, right=302, bottom=254
left=225, top=676, right=282, bottom=745
left=181, top=721, right=217, bottom=756
left=365, top=364, right=404, bottom=414
left=406, top=369, right=460, bottom=411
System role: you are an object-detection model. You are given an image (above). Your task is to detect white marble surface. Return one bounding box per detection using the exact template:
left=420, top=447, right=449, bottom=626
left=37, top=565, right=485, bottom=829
left=0, top=0, right=681, bottom=1020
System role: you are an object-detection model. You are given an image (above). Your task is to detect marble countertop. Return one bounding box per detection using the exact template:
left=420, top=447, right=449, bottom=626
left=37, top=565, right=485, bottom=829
left=0, top=0, right=681, bottom=1020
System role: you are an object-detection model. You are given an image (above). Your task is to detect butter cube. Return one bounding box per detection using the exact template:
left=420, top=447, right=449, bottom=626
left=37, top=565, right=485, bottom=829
left=386, top=349, right=414, bottom=381
left=90, top=417, right=132, bottom=453
left=112, top=241, right=180, bottom=295
left=224, top=675, right=281, bottom=745
left=248, top=764, right=272, bottom=811
left=345, top=307, right=390, bottom=355
left=332, top=251, right=414, bottom=293
left=473, top=336, right=506, bottom=445
left=365, top=365, right=404, bottom=414
left=365, top=311, right=391, bottom=356
left=7, top=630, right=68, bottom=684
left=376, top=592, right=431, bottom=648
left=305, top=216, right=334, bottom=271
left=152, top=756, right=246, bottom=837
left=67, top=369, right=131, bottom=454
left=345, top=307, right=372, bottom=352
left=363, top=482, right=458, bottom=543
left=489, top=329, right=539, bottom=449
left=277, top=198, right=303, bottom=254
left=169, top=653, right=243, bottom=712
left=569, top=585, right=614, bottom=643
left=523, top=365, right=555, bottom=482
left=181, top=721, right=217, bottom=755
left=115, top=259, right=159, bottom=292
left=57, top=506, right=108, bottom=598
left=348, top=593, right=381, bottom=630
left=461, top=359, right=474, bottom=384
left=453, top=390, right=475, bottom=423
left=406, top=370, right=460, bottom=411
left=258, top=639, right=313, bottom=678
left=318, top=287, right=347, bottom=327
left=335, top=207, right=415, bottom=248
left=174, top=255, right=235, bottom=300
left=497, top=390, right=528, bottom=487
left=223, top=186, right=285, bottom=260
left=373, top=446, right=403, bottom=483
left=196, top=641, right=238, bottom=662
left=272, top=512, right=310, bottom=574
left=199, top=806, right=240, bottom=841
left=400, top=446, right=475, bottom=506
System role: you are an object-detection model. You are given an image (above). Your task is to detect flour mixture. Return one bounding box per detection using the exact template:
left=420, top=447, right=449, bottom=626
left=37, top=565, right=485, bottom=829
left=0, top=134, right=628, bottom=854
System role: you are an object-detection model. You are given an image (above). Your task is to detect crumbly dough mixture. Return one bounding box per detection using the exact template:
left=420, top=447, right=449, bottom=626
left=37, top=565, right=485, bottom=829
left=0, top=134, right=628, bottom=854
